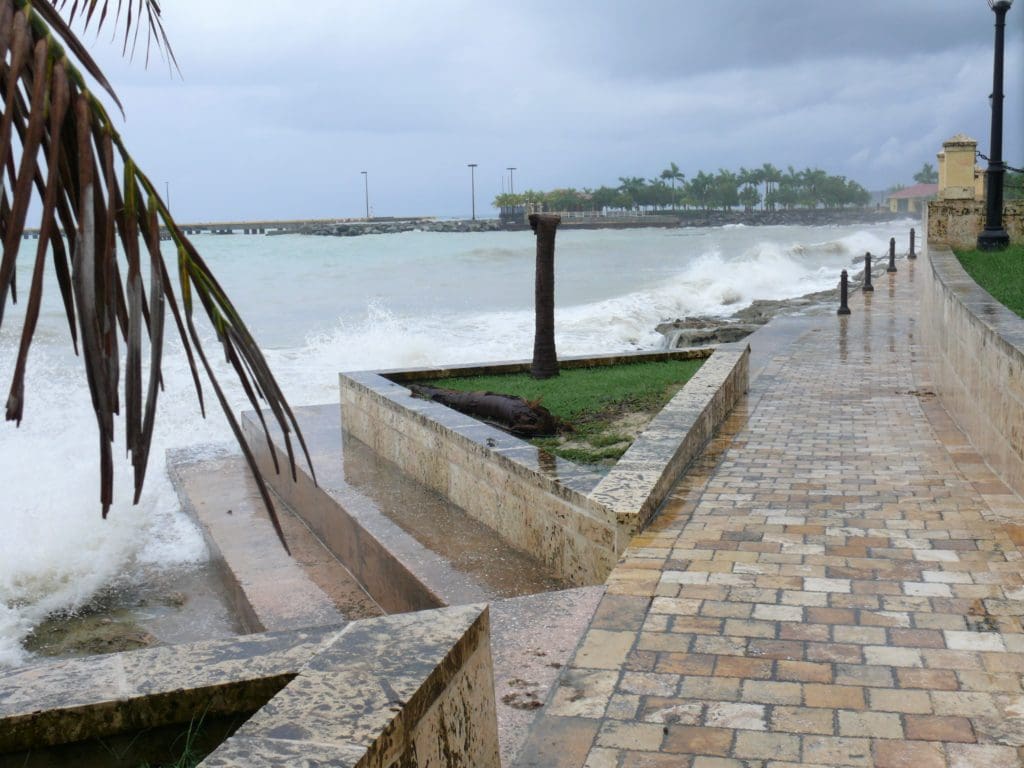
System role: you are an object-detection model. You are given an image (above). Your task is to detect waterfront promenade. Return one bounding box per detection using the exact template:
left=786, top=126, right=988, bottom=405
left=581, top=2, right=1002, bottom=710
left=514, top=256, right=1024, bottom=766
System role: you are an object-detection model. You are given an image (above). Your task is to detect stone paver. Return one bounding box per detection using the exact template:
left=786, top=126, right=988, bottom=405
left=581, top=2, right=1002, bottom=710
left=515, top=259, right=1024, bottom=767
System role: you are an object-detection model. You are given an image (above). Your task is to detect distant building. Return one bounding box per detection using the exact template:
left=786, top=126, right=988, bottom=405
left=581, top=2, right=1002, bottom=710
left=887, top=183, right=938, bottom=214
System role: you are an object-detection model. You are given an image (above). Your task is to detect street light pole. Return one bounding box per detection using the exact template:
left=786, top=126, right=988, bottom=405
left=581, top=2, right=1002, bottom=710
left=468, top=164, right=478, bottom=221
left=360, top=171, right=370, bottom=220
left=978, top=0, right=1014, bottom=250
left=507, top=167, right=517, bottom=196
left=165, top=181, right=170, bottom=208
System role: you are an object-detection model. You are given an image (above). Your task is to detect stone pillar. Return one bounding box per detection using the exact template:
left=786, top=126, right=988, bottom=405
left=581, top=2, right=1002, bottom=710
left=939, top=134, right=978, bottom=200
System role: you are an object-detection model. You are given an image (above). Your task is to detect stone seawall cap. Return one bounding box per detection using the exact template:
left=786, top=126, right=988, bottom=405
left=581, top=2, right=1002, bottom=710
left=943, top=133, right=978, bottom=148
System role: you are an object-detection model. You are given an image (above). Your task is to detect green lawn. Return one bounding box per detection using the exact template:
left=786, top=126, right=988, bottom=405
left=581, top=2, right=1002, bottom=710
left=955, top=244, right=1024, bottom=318
left=421, top=358, right=704, bottom=464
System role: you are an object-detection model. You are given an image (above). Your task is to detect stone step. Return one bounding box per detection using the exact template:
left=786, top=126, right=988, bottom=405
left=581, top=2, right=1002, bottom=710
left=167, top=446, right=383, bottom=632
left=241, top=404, right=566, bottom=613
left=238, top=404, right=603, bottom=763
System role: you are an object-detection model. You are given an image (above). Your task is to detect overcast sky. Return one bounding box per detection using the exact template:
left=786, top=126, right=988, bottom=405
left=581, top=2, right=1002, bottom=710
left=86, top=0, right=1024, bottom=221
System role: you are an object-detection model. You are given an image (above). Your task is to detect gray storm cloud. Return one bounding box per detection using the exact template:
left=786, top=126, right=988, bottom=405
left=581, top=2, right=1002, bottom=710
left=88, top=0, right=1023, bottom=220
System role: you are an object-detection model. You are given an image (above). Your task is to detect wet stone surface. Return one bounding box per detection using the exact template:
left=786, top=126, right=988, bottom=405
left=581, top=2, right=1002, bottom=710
left=513, top=258, right=1024, bottom=767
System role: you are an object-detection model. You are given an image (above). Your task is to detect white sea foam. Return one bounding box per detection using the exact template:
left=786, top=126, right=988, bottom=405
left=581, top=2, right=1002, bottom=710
left=0, top=219, right=914, bottom=664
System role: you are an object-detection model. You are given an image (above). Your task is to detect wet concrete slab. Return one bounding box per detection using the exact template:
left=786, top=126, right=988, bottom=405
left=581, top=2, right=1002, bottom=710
left=489, top=586, right=606, bottom=766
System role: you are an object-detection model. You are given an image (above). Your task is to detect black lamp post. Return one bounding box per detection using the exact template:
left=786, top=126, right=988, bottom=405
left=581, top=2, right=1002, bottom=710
left=978, top=0, right=1014, bottom=251
left=507, top=166, right=517, bottom=196
left=360, top=171, right=370, bottom=220
left=468, top=163, right=478, bottom=221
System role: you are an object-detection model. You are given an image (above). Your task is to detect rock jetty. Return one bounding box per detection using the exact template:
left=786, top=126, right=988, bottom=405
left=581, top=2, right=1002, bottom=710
left=285, top=209, right=905, bottom=238
left=289, top=218, right=503, bottom=237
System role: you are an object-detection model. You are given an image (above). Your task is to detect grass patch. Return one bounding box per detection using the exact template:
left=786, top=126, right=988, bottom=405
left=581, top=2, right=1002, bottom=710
left=422, top=358, right=704, bottom=465
left=955, top=244, right=1024, bottom=318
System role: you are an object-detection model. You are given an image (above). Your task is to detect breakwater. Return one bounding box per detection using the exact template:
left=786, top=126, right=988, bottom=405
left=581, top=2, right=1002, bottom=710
left=298, top=208, right=902, bottom=238
left=20, top=208, right=905, bottom=241
left=295, top=218, right=503, bottom=236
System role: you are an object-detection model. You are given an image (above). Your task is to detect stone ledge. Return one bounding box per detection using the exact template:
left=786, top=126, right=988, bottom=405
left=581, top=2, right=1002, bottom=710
left=0, top=626, right=338, bottom=753
left=0, top=606, right=498, bottom=768
left=202, top=605, right=498, bottom=766
left=588, top=344, right=749, bottom=537
left=167, top=446, right=345, bottom=633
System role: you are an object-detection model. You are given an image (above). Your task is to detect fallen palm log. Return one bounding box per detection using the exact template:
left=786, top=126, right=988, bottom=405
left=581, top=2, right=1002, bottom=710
left=408, top=384, right=560, bottom=437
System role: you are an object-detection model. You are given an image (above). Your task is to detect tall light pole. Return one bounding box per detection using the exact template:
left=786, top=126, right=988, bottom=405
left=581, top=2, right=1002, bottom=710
left=467, top=163, right=478, bottom=221
left=360, top=171, right=370, bottom=220
left=507, top=167, right=517, bottom=196
left=978, top=0, right=1014, bottom=250
left=164, top=181, right=170, bottom=208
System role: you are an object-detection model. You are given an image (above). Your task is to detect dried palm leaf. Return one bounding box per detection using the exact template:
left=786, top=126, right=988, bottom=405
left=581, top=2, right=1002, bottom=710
left=1, top=0, right=314, bottom=551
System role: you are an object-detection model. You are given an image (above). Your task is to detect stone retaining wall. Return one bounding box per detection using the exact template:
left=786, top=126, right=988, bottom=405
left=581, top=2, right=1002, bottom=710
left=920, top=239, right=1024, bottom=499
left=340, top=347, right=749, bottom=587
left=926, top=199, right=1024, bottom=250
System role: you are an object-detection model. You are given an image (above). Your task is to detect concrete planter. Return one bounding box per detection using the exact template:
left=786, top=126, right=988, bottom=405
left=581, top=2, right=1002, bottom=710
left=340, top=346, right=749, bottom=587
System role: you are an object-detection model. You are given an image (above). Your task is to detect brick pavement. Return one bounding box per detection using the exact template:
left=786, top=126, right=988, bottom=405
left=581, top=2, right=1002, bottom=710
left=514, top=261, right=1024, bottom=767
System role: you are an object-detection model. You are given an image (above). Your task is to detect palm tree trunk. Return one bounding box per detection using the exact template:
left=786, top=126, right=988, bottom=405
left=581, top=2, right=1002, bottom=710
left=529, top=213, right=560, bottom=379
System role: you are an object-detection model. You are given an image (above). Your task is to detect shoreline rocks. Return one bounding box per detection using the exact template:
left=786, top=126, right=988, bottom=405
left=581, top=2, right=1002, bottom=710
left=657, top=256, right=893, bottom=349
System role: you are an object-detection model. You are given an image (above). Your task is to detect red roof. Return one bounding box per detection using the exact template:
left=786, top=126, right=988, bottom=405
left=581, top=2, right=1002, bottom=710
left=888, top=183, right=939, bottom=199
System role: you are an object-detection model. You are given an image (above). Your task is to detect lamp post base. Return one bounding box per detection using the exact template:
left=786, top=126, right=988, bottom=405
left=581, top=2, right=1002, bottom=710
left=977, top=228, right=1010, bottom=251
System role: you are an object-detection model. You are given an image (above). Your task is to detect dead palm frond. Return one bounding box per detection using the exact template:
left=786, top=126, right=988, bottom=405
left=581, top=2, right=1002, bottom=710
left=54, top=0, right=178, bottom=70
left=1, top=0, right=313, bottom=551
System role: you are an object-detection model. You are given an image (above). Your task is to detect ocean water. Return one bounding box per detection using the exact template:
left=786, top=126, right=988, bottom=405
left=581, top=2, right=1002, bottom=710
left=0, top=220, right=909, bottom=665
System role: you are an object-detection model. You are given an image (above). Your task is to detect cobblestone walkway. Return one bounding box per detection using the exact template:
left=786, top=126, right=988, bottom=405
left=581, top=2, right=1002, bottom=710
left=515, top=261, right=1024, bottom=767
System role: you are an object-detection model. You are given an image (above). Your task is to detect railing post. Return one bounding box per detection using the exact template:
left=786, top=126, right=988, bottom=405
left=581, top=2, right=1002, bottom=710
left=863, top=252, right=874, bottom=292
left=887, top=237, right=897, bottom=273
left=838, top=270, right=851, bottom=315
left=908, top=228, right=916, bottom=259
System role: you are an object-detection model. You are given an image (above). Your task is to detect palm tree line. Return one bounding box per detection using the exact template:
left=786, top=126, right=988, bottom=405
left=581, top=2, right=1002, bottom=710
left=493, top=163, right=872, bottom=214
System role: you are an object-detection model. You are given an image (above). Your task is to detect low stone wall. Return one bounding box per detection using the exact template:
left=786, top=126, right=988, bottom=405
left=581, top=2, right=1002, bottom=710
left=919, top=241, right=1024, bottom=499
left=926, top=199, right=1024, bottom=250
left=0, top=606, right=497, bottom=768
left=589, top=348, right=749, bottom=537
left=202, top=606, right=499, bottom=767
left=340, top=347, right=749, bottom=587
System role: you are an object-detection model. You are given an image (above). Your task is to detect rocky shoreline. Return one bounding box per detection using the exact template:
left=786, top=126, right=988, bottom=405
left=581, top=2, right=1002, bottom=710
left=657, top=252, right=893, bottom=349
